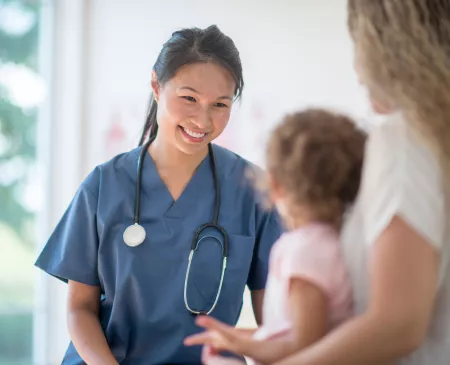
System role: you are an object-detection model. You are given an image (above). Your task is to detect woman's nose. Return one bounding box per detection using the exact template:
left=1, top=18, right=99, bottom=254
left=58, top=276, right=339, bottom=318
left=191, top=109, right=212, bottom=129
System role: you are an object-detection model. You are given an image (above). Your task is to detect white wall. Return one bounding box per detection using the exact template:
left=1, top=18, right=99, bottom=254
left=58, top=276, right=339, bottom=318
left=39, top=0, right=373, bottom=363
left=82, top=0, right=371, bottom=172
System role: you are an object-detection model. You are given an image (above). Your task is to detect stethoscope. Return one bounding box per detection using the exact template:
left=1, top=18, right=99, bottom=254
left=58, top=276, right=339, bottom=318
left=122, top=137, right=229, bottom=315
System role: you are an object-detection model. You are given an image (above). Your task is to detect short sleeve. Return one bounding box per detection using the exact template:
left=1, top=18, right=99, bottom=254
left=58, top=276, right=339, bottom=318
left=34, top=169, right=100, bottom=286
left=247, top=206, right=283, bottom=291
left=280, top=233, right=340, bottom=297
left=360, top=116, right=445, bottom=249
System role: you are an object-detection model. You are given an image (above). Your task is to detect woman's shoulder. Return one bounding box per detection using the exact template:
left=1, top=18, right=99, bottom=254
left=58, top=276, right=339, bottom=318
left=364, top=112, right=441, bottom=181
left=366, top=111, right=433, bottom=153
left=212, top=143, right=264, bottom=181
left=212, top=144, right=275, bottom=217
left=79, top=147, right=142, bottom=196
left=357, top=112, right=446, bottom=249
left=365, top=112, right=406, bottom=146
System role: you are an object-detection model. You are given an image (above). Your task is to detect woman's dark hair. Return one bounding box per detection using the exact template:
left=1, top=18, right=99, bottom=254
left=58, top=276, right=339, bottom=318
left=138, top=25, right=244, bottom=146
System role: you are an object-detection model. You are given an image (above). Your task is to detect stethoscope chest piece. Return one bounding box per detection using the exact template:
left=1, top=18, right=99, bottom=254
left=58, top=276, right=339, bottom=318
left=123, top=223, right=146, bottom=247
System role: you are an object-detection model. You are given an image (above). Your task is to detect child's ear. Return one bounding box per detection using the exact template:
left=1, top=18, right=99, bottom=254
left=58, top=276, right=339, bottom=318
left=268, top=175, right=283, bottom=202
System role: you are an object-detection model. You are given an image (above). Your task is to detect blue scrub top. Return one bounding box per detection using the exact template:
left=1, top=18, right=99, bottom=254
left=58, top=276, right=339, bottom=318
left=35, top=144, right=283, bottom=365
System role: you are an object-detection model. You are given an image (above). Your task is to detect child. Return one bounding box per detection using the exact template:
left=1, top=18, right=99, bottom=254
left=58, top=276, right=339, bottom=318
left=184, top=109, right=367, bottom=365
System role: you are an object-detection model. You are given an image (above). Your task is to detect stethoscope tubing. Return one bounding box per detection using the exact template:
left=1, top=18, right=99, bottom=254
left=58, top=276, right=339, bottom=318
left=130, top=137, right=229, bottom=315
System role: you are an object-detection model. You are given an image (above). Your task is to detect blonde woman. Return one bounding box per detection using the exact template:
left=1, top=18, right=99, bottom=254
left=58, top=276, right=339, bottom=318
left=200, top=1, right=450, bottom=364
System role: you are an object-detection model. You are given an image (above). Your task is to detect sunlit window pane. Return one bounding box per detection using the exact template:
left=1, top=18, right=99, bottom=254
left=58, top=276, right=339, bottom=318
left=0, top=2, right=43, bottom=364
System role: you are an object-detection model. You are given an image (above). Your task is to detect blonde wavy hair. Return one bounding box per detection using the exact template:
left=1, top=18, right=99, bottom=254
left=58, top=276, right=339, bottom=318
left=348, top=0, right=450, bottom=193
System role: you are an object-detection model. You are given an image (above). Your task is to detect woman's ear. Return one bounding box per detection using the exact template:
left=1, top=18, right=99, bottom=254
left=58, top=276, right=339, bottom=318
left=151, top=71, right=160, bottom=103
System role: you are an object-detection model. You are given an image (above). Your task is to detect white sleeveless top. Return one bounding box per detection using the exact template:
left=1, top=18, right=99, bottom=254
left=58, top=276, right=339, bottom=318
left=341, top=113, right=450, bottom=364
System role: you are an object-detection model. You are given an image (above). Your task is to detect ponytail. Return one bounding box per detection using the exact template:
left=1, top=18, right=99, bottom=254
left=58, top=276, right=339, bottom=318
left=138, top=94, right=158, bottom=146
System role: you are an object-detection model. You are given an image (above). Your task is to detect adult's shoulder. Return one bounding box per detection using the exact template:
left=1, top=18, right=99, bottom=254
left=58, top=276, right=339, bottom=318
left=365, top=112, right=410, bottom=149
left=80, top=146, right=142, bottom=196
left=364, top=111, right=440, bottom=176
left=211, top=144, right=264, bottom=181
left=360, top=112, right=445, bottom=249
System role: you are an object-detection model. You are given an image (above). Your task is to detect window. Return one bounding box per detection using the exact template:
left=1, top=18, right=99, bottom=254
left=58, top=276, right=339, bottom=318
left=0, top=2, right=47, bottom=364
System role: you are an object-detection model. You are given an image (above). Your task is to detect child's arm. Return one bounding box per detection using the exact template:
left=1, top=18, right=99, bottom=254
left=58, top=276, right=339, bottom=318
left=184, top=319, right=258, bottom=354
left=242, top=277, right=328, bottom=364
left=184, top=278, right=327, bottom=364
left=235, top=327, right=257, bottom=337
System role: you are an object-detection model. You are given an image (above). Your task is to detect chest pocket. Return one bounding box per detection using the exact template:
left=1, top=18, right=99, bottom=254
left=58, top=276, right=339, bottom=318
left=187, top=234, right=255, bottom=312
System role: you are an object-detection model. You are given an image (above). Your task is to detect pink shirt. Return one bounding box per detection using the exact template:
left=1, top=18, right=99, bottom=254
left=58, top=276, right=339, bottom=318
left=253, top=223, right=353, bottom=342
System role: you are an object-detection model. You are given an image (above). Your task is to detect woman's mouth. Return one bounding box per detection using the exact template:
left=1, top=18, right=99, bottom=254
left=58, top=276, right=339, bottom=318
left=179, top=126, right=208, bottom=143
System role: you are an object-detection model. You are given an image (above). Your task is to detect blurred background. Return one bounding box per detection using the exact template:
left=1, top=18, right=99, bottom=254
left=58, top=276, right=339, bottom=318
left=0, top=0, right=373, bottom=364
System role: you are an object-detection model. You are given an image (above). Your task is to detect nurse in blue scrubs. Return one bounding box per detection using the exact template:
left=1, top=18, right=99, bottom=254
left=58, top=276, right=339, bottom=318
left=35, top=24, right=282, bottom=365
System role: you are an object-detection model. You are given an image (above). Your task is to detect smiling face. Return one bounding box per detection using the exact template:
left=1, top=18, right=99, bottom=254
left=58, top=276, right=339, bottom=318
left=152, top=62, right=236, bottom=156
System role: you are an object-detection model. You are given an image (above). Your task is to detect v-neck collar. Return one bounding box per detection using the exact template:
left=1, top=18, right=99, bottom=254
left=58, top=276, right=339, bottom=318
left=140, top=146, right=215, bottom=218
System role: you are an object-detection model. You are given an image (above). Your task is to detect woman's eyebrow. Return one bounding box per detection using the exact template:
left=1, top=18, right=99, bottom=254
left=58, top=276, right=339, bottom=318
left=179, top=86, right=232, bottom=100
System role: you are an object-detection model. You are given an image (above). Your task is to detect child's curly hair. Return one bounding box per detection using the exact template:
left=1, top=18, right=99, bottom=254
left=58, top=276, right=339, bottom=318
left=265, top=108, right=367, bottom=229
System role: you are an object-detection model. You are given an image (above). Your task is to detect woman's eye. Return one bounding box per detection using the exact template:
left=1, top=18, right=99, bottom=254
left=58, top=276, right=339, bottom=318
left=215, top=102, right=228, bottom=108
left=181, top=96, right=196, bottom=102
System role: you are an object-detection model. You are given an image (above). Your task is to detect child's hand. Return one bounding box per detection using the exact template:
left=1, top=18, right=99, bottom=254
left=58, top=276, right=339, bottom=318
left=184, top=316, right=251, bottom=354
left=201, top=344, right=219, bottom=364
left=203, top=354, right=246, bottom=365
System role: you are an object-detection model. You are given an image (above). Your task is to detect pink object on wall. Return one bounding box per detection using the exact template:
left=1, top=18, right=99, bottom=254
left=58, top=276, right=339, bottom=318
left=104, top=111, right=128, bottom=158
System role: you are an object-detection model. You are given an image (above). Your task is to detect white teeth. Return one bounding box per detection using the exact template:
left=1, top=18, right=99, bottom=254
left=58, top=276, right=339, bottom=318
left=183, top=127, right=206, bottom=139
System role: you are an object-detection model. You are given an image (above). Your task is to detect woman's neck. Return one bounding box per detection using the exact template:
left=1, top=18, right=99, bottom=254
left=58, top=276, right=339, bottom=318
left=148, top=135, right=208, bottom=174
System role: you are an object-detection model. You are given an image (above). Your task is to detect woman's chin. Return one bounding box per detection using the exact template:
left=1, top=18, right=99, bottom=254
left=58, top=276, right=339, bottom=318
left=175, top=137, right=210, bottom=156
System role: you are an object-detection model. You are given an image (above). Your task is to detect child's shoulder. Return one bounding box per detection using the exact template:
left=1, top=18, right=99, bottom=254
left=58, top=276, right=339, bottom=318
left=275, top=223, right=340, bottom=259
left=273, top=224, right=346, bottom=294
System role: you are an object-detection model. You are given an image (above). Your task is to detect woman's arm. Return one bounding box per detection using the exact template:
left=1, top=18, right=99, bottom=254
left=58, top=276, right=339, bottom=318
left=67, top=280, right=119, bottom=365
left=250, top=289, right=264, bottom=325
left=275, top=216, right=440, bottom=365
